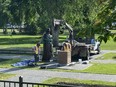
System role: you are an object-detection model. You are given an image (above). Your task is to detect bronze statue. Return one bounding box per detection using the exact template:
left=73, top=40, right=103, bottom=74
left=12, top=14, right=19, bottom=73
left=42, top=28, right=53, bottom=62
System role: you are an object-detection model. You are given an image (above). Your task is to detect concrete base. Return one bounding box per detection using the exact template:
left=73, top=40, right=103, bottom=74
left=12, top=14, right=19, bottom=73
left=58, top=51, right=71, bottom=65
left=39, top=61, right=92, bottom=70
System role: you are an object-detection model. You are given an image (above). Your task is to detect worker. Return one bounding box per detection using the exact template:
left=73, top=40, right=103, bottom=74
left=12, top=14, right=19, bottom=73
left=32, top=43, right=40, bottom=65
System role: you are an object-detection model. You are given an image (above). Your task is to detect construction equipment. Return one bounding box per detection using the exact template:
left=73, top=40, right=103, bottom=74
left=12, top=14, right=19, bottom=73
left=52, top=19, right=73, bottom=47
left=52, top=19, right=100, bottom=61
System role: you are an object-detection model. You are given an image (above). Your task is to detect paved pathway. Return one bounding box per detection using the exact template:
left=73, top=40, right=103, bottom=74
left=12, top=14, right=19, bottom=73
left=92, top=59, right=116, bottom=64
left=0, top=68, right=116, bottom=83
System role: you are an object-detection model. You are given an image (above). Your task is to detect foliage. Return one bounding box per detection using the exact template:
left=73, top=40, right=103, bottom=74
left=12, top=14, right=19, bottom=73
left=95, top=0, right=116, bottom=42
left=0, top=0, right=115, bottom=42
left=0, top=0, right=12, bottom=34
left=0, top=0, right=11, bottom=27
left=24, top=22, right=39, bottom=35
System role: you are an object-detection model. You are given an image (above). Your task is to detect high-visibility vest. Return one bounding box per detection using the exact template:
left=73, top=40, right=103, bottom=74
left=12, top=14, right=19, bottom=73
left=33, top=46, right=39, bottom=54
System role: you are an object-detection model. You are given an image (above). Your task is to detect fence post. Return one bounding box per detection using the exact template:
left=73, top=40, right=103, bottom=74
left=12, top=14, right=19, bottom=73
left=19, top=76, right=23, bottom=87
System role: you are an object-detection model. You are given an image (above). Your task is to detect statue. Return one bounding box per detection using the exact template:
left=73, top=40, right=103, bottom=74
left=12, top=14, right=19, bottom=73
left=42, top=28, right=53, bottom=62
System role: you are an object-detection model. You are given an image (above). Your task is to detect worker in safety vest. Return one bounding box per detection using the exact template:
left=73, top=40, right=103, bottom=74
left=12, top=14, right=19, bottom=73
left=32, top=43, right=40, bottom=65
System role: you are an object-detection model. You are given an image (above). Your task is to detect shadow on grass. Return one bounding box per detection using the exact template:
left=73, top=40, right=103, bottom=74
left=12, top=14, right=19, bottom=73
left=112, top=56, right=116, bottom=59
left=0, top=59, right=10, bottom=62
left=57, top=82, right=115, bottom=87
left=0, top=37, right=41, bottom=45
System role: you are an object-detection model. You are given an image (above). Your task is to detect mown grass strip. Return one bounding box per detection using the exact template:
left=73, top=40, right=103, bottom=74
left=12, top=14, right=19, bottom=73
left=97, top=52, right=116, bottom=60
left=48, top=63, right=116, bottom=75
left=82, top=63, right=116, bottom=75
left=100, top=37, right=116, bottom=50
left=0, top=73, right=15, bottom=80
left=0, top=58, right=21, bottom=68
left=43, top=77, right=116, bottom=86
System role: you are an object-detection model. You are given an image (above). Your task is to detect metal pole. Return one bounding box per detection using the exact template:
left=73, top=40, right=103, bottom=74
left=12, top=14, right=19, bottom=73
left=19, top=76, right=23, bottom=87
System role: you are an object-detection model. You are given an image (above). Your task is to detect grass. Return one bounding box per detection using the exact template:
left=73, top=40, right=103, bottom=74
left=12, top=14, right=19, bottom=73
left=48, top=63, right=116, bottom=75
left=82, top=63, right=116, bottom=74
left=100, top=38, right=116, bottom=50
left=0, top=29, right=115, bottom=50
left=1, top=35, right=115, bottom=50
left=95, top=30, right=116, bottom=50
left=97, top=52, right=116, bottom=60
left=0, top=53, right=116, bottom=74
left=0, top=58, right=45, bottom=70
left=0, top=73, right=15, bottom=80
left=43, top=77, right=116, bottom=86
left=0, top=58, right=22, bottom=68
left=0, top=35, right=41, bottom=49
left=0, top=34, right=66, bottom=49
left=0, top=29, right=116, bottom=86
left=110, top=30, right=116, bottom=33
left=95, top=33, right=116, bottom=50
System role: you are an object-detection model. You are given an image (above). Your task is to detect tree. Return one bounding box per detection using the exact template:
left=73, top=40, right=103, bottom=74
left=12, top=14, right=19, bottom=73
left=0, top=0, right=11, bottom=34
left=95, top=0, right=116, bottom=42
left=9, top=0, right=24, bottom=33
left=36, top=0, right=66, bottom=32
left=9, top=0, right=40, bottom=34
left=62, top=0, right=102, bottom=39
left=1, top=0, right=115, bottom=41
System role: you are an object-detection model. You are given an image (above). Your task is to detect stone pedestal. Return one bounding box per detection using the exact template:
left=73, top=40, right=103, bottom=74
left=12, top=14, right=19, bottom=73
left=58, top=51, right=71, bottom=64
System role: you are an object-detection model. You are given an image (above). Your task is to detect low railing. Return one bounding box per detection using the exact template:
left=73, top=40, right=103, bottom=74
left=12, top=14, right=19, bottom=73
left=0, top=76, right=73, bottom=87
left=0, top=76, right=115, bottom=87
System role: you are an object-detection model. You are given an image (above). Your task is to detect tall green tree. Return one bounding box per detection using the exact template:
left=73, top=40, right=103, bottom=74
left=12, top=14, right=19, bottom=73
left=62, top=0, right=102, bottom=39
left=9, top=0, right=40, bottom=34
left=95, top=0, right=116, bottom=42
left=0, top=0, right=11, bottom=34
left=9, top=0, right=24, bottom=32
left=36, top=0, right=66, bottom=32
left=2, top=0, right=115, bottom=41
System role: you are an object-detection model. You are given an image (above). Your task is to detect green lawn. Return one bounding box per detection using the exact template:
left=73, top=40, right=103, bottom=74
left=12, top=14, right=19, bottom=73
left=0, top=30, right=116, bottom=74
left=43, top=77, right=116, bottom=86
left=110, top=30, right=116, bottom=33
left=97, top=52, right=116, bottom=60
left=0, top=54, right=116, bottom=74
left=48, top=63, right=116, bottom=75
left=0, top=58, right=21, bottom=68
left=0, top=58, right=45, bottom=70
left=0, top=73, right=15, bottom=80
left=0, top=31, right=115, bottom=50
left=100, top=38, right=116, bottom=50
left=0, top=34, right=66, bottom=49
left=0, top=35, right=41, bottom=49
left=82, top=63, right=116, bottom=74
left=48, top=52, right=116, bottom=75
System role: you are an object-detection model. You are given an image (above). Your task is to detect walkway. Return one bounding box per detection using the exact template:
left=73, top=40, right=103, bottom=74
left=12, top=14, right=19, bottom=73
left=0, top=68, right=116, bottom=83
